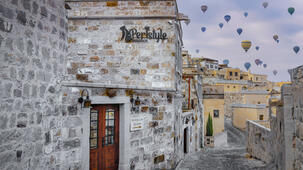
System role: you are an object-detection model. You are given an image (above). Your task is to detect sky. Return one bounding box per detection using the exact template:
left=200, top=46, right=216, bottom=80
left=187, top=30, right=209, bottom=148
left=176, top=0, right=303, bottom=82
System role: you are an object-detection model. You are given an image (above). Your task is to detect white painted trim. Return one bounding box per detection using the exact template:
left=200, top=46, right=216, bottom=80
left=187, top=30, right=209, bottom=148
left=82, top=96, right=131, bottom=170
left=61, top=81, right=176, bottom=92
left=80, top=108, right=90, bottom=170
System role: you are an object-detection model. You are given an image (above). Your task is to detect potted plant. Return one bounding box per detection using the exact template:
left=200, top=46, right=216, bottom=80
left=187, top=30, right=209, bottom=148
left=205, top=113, right=214, bottom=147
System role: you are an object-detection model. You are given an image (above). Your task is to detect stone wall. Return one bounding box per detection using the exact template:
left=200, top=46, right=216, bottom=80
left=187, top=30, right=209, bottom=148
left=0, top=0, right=72, bottom=169
left=61, top=87, right=179, bottom=169
left=289, top=65, right=303, bottom=170
left=66, top=1, right=178, bottom=89
left=224, top=93, right=243, bottom=118
left=246, top=120, right=273, bottom=163
left=63, top=1, right=185, bottom=169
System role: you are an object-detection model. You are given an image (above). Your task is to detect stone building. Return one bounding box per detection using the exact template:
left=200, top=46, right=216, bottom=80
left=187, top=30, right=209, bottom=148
left=0, top=0, right=69, bottom=169
left=202, top=85, right=224, bottom=136
left=246, top=65, right=303, bottom=170
left=181, top=50, right=204, bottom=156
left=288, top=65, right=303, bottom=170
left=0, top=0, right=191, bottom=170
left=231, top=104, right=267, bottom=130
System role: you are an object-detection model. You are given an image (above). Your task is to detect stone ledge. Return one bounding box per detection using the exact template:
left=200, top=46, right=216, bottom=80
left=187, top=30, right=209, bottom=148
left=62, top=81, right=176, bottom=92
left=67, top=15, right=177, bottom=20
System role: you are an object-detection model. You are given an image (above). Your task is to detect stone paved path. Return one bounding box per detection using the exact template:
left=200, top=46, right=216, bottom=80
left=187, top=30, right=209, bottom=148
left=177, top=147, right=269, bottom=170
left=177, top=118, right=272, bottom=170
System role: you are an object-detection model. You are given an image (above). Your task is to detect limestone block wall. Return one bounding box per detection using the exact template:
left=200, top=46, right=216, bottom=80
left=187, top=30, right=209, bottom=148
left=246, top=120, right=273, bottom=163
left=289, top=65, right=303, bottom=170
left=66, top=1, right=178, bottom=90
left=224, top=93, right=243, bottom=118
left=63, top=1, right=184, bottom=169
left=0, top=0, right=76, bottom=169
left=281, top=85, right=295, bottom=170
left=61, top=87, right=179, bottom=169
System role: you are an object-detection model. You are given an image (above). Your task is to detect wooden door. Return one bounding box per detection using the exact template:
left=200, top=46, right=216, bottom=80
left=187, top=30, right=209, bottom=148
left=184, top=128, right=188, bottom=154
left=90, top=105, right=119, bottom=170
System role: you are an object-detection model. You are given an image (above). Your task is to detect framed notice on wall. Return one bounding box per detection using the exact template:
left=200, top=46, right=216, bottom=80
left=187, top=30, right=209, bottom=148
left=130, top=117, right=144, bottom=131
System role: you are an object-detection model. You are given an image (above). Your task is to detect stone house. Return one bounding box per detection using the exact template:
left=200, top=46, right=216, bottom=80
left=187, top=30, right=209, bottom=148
left=181, top=50, right=204, bottom=156
left=0, top=0, right=192, bottom=170
left=0, top=0, right=69, bottom=169
left=231, top=104, right=267, bottom=130
left=246, top=65, right=303, bottom=170
left=202, top=85, right=225, bottom=136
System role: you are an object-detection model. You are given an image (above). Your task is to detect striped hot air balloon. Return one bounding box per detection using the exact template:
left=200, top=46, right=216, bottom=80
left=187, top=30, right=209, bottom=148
left=241, top=40, right=252, bottom=52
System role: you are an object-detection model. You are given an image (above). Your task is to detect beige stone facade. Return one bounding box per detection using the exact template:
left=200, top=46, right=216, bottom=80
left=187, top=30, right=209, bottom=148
left=202, top=86, right=225, bottom=136
left=232, top=104, right=267, bottom=130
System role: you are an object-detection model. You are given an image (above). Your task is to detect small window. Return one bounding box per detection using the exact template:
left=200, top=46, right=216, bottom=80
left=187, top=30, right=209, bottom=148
left=214, top=66, right=218, bottom=69
left=259, top=115, right=264, bottom=120
left=240, top=76, right=243, bottom=80
left=233, top=86, right=236, bottom=88
left=235, top=72, right=238, bottom=76
left=256, top=77, right=259, bottom=81
left=214, top=110, right=219, bottom=118
left=210, top=65, right=214, bottom=68
left=229, top=72, right=233, bottom=76
left=227, top=85, right=230, bottom=88
left=258, top=102, right=261, bottom=104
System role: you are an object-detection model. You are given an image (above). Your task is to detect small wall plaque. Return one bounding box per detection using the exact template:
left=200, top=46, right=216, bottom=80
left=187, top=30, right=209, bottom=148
left=130, top=117, right=144, bottom=131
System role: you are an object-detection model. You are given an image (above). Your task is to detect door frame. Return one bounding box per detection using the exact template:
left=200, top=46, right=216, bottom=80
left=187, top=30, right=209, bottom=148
left=81, top=96, right=131, bottom=170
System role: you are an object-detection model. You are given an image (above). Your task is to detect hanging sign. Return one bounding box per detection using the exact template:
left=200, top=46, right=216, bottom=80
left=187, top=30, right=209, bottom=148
left=120, top=26, right=167, bottom=42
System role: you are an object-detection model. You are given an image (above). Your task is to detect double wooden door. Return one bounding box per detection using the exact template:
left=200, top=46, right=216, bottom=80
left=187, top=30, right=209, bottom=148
left=90, top=105, right=119, bottom=170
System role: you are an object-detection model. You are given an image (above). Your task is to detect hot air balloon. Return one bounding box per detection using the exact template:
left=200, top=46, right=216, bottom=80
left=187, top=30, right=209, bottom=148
left=255, top=60, right=259, bottom=66
left=201, top=27, right=206, bottom=32
left=294, top=46, right=300, bottom=54
left=256, top=46, right=260, bottom=51
left=241, top=40, right=252, bottom=52
left=237, top=28, right=243, bottom=35
left=273, top=35, right=279, bottom=42
left=201, top=5, right=208, bottom=13
left=224, top=15, right=231, bottom=23
left=276, top=40, right=280, bottom=43
left=244, top=62, right=251, bottom=71
left=263, top=64, right=267, bottom=68
left=196, top=49, right=199, bottom=53
left=255, top=59, right=262, bottom=66
left=288, top=7, right=295, bottom=15
left=255, top=59, right=259, bottom=66
left=260, top=60, right=263, bottom=65
left=219, top=23, right=224, bottom=29
left=244, top=12, right=248, bottom=17
left=263, top=2, right=268, bottom=9
left=273, top=70, right=278, bottom=76
left=223, top=59, right=229, bottom=65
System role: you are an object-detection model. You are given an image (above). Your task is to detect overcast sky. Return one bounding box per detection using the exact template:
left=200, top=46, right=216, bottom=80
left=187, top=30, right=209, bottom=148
left=177, top=0, right=303, bottom=82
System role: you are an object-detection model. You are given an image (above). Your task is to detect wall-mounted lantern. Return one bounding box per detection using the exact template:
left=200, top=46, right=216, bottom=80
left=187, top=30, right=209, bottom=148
left=78, top=89, right=91, bottom=108
left=135, top=96, right=140, bottom=106
left=130, top=95, right=134, bottom=107
left=130, top=96, right=141, bottom=106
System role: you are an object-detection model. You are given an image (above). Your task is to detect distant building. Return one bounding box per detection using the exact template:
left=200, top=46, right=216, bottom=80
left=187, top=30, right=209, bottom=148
left=224, top=68, right=241, bottom=80
left=231, top=104, right=268, bottom=130
left=203, top=85, right=225, bottom=135
left=182, top=50, right=204, bottom=156
left=242, top=90, right=270, bottom=106
left=200, top=58, right=219, bottom=70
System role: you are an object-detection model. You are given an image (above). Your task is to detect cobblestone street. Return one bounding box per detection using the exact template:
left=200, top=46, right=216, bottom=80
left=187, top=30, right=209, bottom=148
left=177, top=118, right=272, bottom=170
